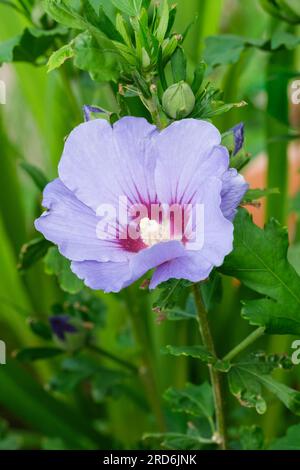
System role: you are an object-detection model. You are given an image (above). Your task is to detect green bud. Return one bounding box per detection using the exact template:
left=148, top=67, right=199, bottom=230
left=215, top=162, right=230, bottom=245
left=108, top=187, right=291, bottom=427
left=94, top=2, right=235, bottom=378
left=162, top=81, right=195, bottom=119
left=141, top=47, right=151, bottom=69
left=53, top=318, right=91, bottom=353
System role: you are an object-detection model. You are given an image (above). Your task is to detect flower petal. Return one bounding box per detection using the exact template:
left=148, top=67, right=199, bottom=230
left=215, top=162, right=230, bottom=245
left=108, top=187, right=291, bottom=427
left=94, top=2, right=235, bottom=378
left=150, top=177, right=234, bottom=288
left=58, top=117, right=157, bottom=212
left=150, top=253, right=212, bottom=289
left=71, top=240, right=186, bottom=293
left=221, top=169, right=248, bottom=221
left=35, top=179, right=128, bottom=262
left=154, top=119, right=229, bottom=204
left=71, top=260, right=131, bottom=293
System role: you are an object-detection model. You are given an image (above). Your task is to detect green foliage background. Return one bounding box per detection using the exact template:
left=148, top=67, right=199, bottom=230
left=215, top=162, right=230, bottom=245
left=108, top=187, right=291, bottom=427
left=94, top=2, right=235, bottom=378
left=0, top=0, right=300, bottom=450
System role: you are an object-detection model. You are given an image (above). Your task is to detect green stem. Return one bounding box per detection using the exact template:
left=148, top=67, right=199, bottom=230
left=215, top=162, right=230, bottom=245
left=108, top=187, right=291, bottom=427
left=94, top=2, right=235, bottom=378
left=223, top=327, right=265, bottom=362
left=144, top=95, right=165, bottom=130
left=88, top=344, right=138, bottom=373
left=124, top=288, right=167, bottom=432
left=192, top=284, right=227, bottom=450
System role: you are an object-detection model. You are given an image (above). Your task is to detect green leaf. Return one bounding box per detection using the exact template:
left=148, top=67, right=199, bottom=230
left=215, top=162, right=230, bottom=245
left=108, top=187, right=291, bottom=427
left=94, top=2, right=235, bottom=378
left=243, top=188, right=280, bottom=203
left=83, top=1, right=122, bottom=41
left=91, top=368, right=129, bottom=402
left=44, top=0, right=87, bottom=29
left=271, top=30, right=300, bottom=49
left=18, top=238, right=52, bottom=272
left=47, top=43, right=74, bottom=72
left=164, top=382, right=214, bottom=422
left=116, top=13, right=133, bottom=47
left=288, top=243, right=300, bottom=275
left=204, top=33, right=300, bottom=68
left=44, top=247, right=84, bottom=294
left=49, top=357, right=95, bottom=392
left=28, top=319, right=52, bottom=341
left=200, top=271, right=222, bottom=312
left=171, top=47, right=186, bottom=82
left=220, top=209, right=300, bottom=335
left=19, top=161, right=49, bottom=191
left=156, top=0, right=169, bottom=43
left=191, top=61, right=207, bottom=95
left=144, top=430, right=212, bottom=450
left=164, top=305, right=197, bottom=322
left=200, top=100, right=247, bottom=119
left=204, top=35, right=247, bottom=68
left=0, top=36, right=20, bottom=63
left=270, top=424, right=300, bottom=450
left=239, top=425, right=264, bottom=450
left=228, top=354, right=300, bottom=416
left=162, top=345, right=215, bottom=363
left=260, top=0, right=300, bottom=24
left=111, top=0, right=142, bottom=16
left=15, top=347, right=63, bottom=362
left=0, top=27, right=67, bottom=65
left=73, top=32, right=120, bottom=82
left=153, top=278, right=191, bottom=312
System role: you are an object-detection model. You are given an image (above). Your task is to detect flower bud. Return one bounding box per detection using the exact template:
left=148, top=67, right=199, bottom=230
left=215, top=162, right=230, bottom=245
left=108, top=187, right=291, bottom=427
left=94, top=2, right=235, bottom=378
left=162, top=81, right=195, bottom=119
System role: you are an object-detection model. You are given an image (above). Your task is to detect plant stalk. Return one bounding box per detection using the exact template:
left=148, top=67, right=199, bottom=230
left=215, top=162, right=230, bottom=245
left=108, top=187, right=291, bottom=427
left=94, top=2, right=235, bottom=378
left=124, top=287, right=167, bottom=433
left=223, top=327, right=265, bottom=362
left=192, top=284, right=227, bottom=450
left=88, top=344, right=138, bottom=373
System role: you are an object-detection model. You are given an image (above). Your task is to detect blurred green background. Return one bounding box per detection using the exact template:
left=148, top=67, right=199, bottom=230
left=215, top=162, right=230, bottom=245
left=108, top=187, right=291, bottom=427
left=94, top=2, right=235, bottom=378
left=0, top=0, right=300, bottom=450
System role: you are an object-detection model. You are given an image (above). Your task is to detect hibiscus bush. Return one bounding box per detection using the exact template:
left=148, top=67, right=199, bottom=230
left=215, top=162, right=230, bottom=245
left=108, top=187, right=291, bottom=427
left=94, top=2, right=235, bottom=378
left=0, top=0, right=300, bottom=451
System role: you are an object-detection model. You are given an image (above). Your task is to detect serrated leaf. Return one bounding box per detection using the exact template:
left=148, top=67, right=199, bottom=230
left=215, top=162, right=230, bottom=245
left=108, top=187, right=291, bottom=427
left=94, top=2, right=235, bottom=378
left=164, top=382, right=214, bottom=423
left=162, top=345, right=214, bottom=363
left=220, top=209, right=300, bottom=335
left=204, top=33, right=300, bottom=69
left=228, top=354, right=300, bottom=416
left=271, top=31, right=300, bottom=49
left=243, top=188, right=280, bottom=203
left=153, top=278, right=191, bottom=312
left=144, top=429, right=212, bottom=450
left=204, top=35, right=248, bottom=68
left=44, top=247, right=84, bottom=294
left=47, top=43, right=74, bottom=72
left=0, top=27, right=67, bottom=66
left=15, top=347, right=63, bottom=362
left=18, top=238, right=52, bottom=272
left=270, top=424, right=300, bottom=450
left=45, top=0, right=87, bottom=29
left=73, top=32, right=120, bottom=82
